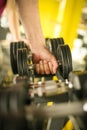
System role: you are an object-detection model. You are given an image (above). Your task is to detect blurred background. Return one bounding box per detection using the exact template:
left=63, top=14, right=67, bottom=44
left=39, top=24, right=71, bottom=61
left=0, top=0, right=87, bottom=72
left=39, top=0, right=87, bottom=71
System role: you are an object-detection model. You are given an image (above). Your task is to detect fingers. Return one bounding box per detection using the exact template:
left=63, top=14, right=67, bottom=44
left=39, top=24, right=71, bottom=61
left=51, top=56, right=59, bottom=74
left=43, top=60, right=51, bottom=74
left=39, top=61, right=44, bottom=74
left=44, top=53, right=58, bottom=74
left=35, top=64, right=40, bottom=74
left=48, top=61, right=54, bottom=74
left=33, top=45, right=59, bottom=74
left=35, top=60, right=56, bottom=74
left=43, top=48, right=58, bottom=74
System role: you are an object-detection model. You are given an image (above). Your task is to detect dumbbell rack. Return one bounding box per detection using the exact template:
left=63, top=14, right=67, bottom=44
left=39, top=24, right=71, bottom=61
left=0, top=70, right=87, bottom=130
left=1, top=38, right=87, bottom=130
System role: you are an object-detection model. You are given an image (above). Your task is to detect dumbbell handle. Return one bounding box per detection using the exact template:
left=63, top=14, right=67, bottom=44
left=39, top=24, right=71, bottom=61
left=28, top=64, right=64, bottom=80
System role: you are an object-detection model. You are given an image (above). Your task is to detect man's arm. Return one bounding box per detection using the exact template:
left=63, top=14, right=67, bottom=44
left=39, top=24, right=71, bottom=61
left=15, top=0, right=58, bottom=74
left=6, top=0, right=21, bottom=41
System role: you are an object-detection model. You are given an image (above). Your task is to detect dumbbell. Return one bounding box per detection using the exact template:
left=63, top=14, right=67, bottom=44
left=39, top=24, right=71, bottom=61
left=10, top=41, right=27, bottom=74
left=45, top=37, right=64, bottom=57
left=45, top=37, right=72, bottom=79
left=10, top=38, right=64, bottom=74
left=57, top=44, right=72, bottom=79
left=10, top=38, right=73, bottom=79
left=45, top=37, right=73, bottom=78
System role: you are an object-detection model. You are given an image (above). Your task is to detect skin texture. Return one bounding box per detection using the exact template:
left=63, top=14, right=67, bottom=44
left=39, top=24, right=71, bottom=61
left=5, top=0, right=21, bottom=41
left=15, top=0, right=58, bottom=74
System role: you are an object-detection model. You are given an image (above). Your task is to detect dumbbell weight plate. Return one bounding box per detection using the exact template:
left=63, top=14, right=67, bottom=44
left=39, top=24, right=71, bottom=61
left=17, top=49, right=24, bottom=76
left=62, top=45, right=71, bottom=76
left=53, top=38, right=60, bottom=58
left=10, top=42, right=17, bottom=74
left=10, top=42, right=22, bottom=74
left=46, top=37, right=64, bottom=56
left=60, top=45, right=69, bottom=79
left=17, top=48, right=28, bottom=76
left=56, top=45, right=64, bottom=78
left=45, top=37, right=64, bottom=55
left=53, top=38, right=59, bottom=48
left=14, top=42, right=21, bottom=74
left=45, top=38, right=52, bottom=52
left=22, top=48, right=28, bottom=76
left=19, top=41, right=27, bottom=48
left=64, top=45, right=73, bottom=73
left=57, top=45, right=69, bottom=79
left=50, top=39, right=57, bottom=57
left=10, top=41, right=27, bottom=75
left=56, top=37, right=65, bottom=45
left=14, top=41, right=27, bottom=74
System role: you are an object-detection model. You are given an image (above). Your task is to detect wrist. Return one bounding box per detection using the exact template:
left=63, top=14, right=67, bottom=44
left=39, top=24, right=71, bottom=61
left=26, top=37, right=46, bottom=53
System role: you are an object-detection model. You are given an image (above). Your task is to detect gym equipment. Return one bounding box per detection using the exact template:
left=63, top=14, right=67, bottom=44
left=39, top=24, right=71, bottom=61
left=10, top=38, right=73, bottom=79
left=0, top=71, right=87, bottom=130
left=2, top=38, right=86, bottom=130
left=45, top=37, right=64, bottom=56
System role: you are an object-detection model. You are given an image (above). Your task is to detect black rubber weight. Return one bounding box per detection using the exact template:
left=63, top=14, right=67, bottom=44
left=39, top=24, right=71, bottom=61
left=56, top=37, right=65, bottom=45
left=45, top=38, right=52, bottom=52
left=17, top=49, right=24, bottom=76
left=60, top=45, right=69, bottom=79
left=22, top=48, right=28, bottom=76
left=65, top=45, right=73, bottom=73
left=10, top=41, right=27, bottom=75
left=57, top=45, right=68, bottom=79
left=50, top=39, right=57, bottom=57
left=10, top=42, right=18, bottom=74
left=53, top=38, right=59, bottom=49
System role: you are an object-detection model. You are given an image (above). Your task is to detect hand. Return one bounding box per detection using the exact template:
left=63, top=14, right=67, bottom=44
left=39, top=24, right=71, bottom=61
left=31, top=44, right=58, bottom=74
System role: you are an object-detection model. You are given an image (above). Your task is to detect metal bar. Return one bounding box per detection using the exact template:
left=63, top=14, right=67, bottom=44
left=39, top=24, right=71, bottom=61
left=25, top=100, right=87, bottom=120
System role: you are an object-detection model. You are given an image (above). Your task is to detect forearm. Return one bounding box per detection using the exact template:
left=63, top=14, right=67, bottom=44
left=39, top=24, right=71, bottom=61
left=6, top=11, right=21, bottom=40
left=6, top=0, right=21, bottom=41
left=16, top=0, right=45, bottom=49
left=16, top=0, right=58, bottom=74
